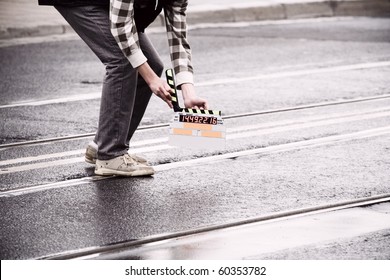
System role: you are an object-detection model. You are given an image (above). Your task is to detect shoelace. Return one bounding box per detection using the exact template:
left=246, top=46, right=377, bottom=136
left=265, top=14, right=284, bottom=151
left=155, top=0, right=159, bottom=10
left=123, top=154, right=136, bottom=166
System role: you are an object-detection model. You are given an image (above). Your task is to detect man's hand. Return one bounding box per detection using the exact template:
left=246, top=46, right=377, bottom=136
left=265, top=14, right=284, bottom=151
left=148, top=77, right=173, bottom=109
left=181, top=83, right=209, bottom=110
left=138, top=62, right=173, bottom=109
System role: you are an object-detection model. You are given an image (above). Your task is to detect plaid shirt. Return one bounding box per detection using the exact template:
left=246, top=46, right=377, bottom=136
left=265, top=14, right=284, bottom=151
left=110, top=0, right=193, bottom=85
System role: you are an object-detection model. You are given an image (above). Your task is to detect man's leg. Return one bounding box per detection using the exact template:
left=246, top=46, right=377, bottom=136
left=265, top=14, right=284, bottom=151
left=126, top=32, right=164, bottom=144
left=85, top=32, right=163, bottom=165
left=55, top=5, right=154, bottom=176
left=56, top=5, right=136, bottom=160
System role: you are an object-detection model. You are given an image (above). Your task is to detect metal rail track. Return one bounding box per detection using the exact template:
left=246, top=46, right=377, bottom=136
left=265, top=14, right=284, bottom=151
left=2, top=125, right=389, bottom=197
left=1, top=94, right=389, bottom=149
left=40, top=193, right=390, bottom=260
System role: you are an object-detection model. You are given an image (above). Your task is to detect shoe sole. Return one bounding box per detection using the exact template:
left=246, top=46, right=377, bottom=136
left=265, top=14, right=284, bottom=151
left=95, top=167, right=155, bottom=177
left=85, top=153, right=146, bottom=165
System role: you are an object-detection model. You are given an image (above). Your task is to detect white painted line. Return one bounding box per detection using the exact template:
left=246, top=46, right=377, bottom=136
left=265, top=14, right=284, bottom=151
left=1, top=108, right=389, bottom=172
left=0, top=32, right=80, bottom=48
left=0, top=157, right=88, bottom=175
left=197, top=61, right=390, bottom=87
left=154, top=126, right=390, bottom=172
left=229, top=110, right=390, bottom=140
left=0, top=140, right=169, bottom=166
left=2, top=126, right=390, bottom=197
left=0, top=144, right=172, bottom=174
left=150, top=17, right=371, bottom=34
left=131, top=137, right=169, bottom=147
left=2, top=94, right=389, bottom=150
left=0, top=176, right=98, bottom=197
left=0, top=17, right=356, bottom=49
left=1, top=61, right=389, bottom=109
left=228, top=106, right=390, bottom=133
left=0, top=149, right=85, bottom=166
left=0, top=92, right=101, bottom=109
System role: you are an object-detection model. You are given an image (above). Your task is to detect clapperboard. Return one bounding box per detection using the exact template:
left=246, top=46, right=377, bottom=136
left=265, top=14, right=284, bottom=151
left=166, top=69, right=226, bottom=149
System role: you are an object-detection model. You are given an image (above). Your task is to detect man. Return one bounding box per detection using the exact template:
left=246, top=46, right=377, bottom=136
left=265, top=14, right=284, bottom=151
left=38, top=0, right=208, bottom=176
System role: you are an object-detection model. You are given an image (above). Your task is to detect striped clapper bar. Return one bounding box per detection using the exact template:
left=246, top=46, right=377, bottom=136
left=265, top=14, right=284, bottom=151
left=166, top=69, right=226, bottom=149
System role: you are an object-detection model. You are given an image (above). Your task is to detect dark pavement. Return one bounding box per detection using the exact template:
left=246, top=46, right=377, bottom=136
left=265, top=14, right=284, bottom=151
left=1, top=17, right=390, bottom=260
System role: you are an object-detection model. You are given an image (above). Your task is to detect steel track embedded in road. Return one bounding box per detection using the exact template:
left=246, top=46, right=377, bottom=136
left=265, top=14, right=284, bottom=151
left=39, top=193, right=390, bottom=260
left=1, top=94, right=389, bottom=149
left=2, top=125, right=390, bottom=197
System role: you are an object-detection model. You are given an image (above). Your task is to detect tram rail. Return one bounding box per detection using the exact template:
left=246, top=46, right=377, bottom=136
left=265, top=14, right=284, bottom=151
left=1, top=93, right=390, bottom=196
left=2, top=91, right=390, bottom=259
left=2, top=16, right=390, bottom=262
left=1, top=94, right=389, bottom=149
left=1, top=106, right=389, bottom=170
left=39, top=193, right=390, bottom=260
left=2, top=125, right=390, bottom=198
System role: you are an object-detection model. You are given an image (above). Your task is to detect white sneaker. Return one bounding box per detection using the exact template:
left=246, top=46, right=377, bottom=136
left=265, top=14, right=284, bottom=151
left=85, top=141, right=148, bottom=165
left=95, top=154, right=155, bottom=177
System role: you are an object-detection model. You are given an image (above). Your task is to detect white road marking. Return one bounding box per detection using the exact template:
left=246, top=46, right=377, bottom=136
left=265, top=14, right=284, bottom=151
left=154, top=126, right=390, bottom=172
left=0, top=92, right=101, bottom=109
left=187, top=17, right=373, bottom=30
left=0, top=138, right=170, bottom=166
left=1, top=94, right=389, bottom=150
left=197, top=61, right=390, bottom=87
left=0, top=17, right=363, bottom=48
left=0, top=149, right=85, bottom=166
left=229, top=110, right=390, bottom=140
left=1, top=61, right=389, bottom=109
left=228, top=106, right=390, bottom=133
left=1, top=108, right=389, bottom=171
left=1, top=126, right=390, bottom=197
left=0, top=144, right=171, bottom=174
left=0, top=33, right=80, bottom=48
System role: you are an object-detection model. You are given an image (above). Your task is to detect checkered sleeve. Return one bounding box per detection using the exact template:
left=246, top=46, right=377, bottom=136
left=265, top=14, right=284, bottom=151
left=110, top=0, right=147, bottom=68
left=164, top=0, right=194, bottom=86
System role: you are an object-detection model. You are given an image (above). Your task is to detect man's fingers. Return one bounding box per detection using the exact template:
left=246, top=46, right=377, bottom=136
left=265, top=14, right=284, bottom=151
left=163, top=86, right=174, bottom=109
left=161, top=89, right=173, bottom=108
left=161, top=93, right=173, bottom=108
left=153, top=88, right=173, bottom=109
left=165, top=83, right=174, bottom=94
left=203, top=100, right=209, bottom=110
left=191, top=100, right=208, bottom=110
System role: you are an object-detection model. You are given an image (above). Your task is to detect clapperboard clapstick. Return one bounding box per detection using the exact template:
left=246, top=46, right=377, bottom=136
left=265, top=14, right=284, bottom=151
left=166, top=69, right=226, bottom=149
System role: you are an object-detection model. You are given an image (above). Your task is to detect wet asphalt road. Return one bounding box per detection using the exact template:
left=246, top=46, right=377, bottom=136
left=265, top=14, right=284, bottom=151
left=0, top=17, right=390, bottom=259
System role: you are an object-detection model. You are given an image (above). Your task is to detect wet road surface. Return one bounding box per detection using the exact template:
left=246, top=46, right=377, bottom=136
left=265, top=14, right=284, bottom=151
left=0, top=17, right=389, bottom=259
